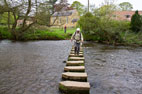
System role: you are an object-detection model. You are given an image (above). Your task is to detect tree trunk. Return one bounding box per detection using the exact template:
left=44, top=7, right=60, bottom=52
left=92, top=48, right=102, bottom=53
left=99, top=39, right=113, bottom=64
left=8, top=11, right=10, bottom=30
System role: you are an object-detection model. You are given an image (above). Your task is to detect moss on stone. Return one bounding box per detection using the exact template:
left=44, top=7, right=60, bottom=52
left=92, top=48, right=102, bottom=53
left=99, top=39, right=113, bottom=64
left=59, top=84, right=67, bottom=91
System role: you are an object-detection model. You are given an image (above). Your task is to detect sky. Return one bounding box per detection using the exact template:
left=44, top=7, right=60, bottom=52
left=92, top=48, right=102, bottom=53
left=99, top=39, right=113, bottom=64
left=68, top=0, right=142, bottom=10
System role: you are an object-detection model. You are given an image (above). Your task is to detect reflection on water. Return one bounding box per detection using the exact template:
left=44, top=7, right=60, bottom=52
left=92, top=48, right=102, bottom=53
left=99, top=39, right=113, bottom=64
left=84, top=42, right=142, bottom=94
left=0, top=40, right=72, bottom=94
left=0, top=40, right=142, bottom=94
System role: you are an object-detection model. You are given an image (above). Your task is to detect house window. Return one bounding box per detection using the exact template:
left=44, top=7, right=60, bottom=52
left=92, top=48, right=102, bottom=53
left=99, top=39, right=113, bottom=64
left=66, top=17, right=68, bottom=24
left=125, top=15, right=130, bottom=18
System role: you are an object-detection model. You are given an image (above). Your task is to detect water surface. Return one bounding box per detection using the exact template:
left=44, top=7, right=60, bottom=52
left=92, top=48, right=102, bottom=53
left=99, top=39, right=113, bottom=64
left=0, top=40, right=72, bottom=94
left=84, top=42, right=142, bottom=94
left=0, top=40, right=142, bottom=94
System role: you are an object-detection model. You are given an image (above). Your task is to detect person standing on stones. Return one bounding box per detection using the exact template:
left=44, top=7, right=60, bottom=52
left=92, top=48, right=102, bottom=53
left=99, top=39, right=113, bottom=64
left=71, top=28, right=83, bottom=55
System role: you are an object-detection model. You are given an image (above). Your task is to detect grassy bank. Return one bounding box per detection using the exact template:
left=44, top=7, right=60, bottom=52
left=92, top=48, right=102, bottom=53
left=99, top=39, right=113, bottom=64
left=0, top=26, right=75, bottom=40
left=1, top=26, right=142, bottom=46
left=83, top=31, right=142, bottom=46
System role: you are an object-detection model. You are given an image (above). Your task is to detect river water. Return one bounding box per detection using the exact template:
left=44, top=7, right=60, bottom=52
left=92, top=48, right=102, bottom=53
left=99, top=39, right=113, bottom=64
left=0, top=40, right=142, bottom=94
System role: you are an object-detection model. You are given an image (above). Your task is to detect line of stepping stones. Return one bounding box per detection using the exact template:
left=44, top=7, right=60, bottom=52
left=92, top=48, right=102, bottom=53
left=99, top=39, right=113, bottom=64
left=59, top=47, right=90, bottom=94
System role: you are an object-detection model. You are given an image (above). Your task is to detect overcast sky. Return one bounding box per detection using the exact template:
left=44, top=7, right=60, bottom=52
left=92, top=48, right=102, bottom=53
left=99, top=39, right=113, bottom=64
left=68, top=0, right=142, bottom=10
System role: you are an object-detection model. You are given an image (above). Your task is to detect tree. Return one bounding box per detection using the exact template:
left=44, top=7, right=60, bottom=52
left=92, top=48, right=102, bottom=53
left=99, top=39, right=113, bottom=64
left=0, top=0, right=37, bottom=40
left=119, top=2, right=133, bottom=11
left=131, top=10, right=142, bottom=32
left=78, top=0, right=125, bottom=44
left=36, top=0, right=58, bottom=26
left=71, top=1, right=84, bottom=16
left=0, top=12, right=14, bottom=25
left=36, top=2, right=51, bottom=25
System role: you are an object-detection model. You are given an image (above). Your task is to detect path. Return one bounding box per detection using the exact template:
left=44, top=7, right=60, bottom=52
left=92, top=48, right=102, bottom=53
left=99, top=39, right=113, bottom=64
left=59, top=47, right=90, bottom=94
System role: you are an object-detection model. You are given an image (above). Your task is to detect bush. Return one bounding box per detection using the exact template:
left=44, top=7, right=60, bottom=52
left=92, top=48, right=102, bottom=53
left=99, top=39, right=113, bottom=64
left=78, top=12, right=130, bottom=44
left=0, top=26, right=12, bottom=39
left=131, top=10, right=142, bottom=32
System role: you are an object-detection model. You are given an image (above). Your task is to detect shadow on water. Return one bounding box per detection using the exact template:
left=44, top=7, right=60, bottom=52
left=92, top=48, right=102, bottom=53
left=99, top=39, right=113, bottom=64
left=84, top=42, right=142, bottom=94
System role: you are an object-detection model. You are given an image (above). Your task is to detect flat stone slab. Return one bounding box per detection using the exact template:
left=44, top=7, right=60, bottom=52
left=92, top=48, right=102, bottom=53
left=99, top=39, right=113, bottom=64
left=72, top=47, right=83, bottom=50
left=69, top=54, right=83, bottom=57
left=70, top=51, right=83, bottom=54
left=64, top=66, right=85, bottom=72
left=68, top=57, right=85, bottom=61
left=59, top=81, right=90, bottom=94
left=62, top=72, right=87, bottom=81
left=71, top=49, right=83, bottom=52
left=66, top=61, right=84, bottom=66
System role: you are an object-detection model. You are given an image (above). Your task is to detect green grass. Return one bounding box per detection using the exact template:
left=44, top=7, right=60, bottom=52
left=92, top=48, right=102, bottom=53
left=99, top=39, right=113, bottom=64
left=1, top=25, right=142, bottom=46
left=0, top=26, right=76, bottom=40
left=22, top=28, right=75, bottom=40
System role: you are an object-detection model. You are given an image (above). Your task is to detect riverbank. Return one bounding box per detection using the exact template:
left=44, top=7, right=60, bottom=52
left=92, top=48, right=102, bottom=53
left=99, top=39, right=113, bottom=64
left=1, top=26, right=142, bottom=46
left=83, top=31, right=142, bottom=47
left=0, top=26, right=75, bottom=40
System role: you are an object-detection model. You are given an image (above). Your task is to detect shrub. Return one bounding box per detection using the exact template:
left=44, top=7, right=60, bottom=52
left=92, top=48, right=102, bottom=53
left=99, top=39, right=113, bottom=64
left=78, top=12, right=130, bottom=44
left=131, top=10, right=142, bottom=32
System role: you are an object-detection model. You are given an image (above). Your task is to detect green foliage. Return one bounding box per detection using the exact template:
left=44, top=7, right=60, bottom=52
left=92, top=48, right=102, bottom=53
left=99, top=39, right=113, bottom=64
left=94, top=4, right=117, bottom=16
left=71, top=1, right=84, bottom=16
left=78, top=11, right=130, bottom=44
left=78, top=12, right=98, bottom=33
left=22, top=28, right=75, bottom=40
left=119, top=2, right=133, bottom=11
left=0, top=26, right=12, bottom=39
left=0, top=26, right=75, bottom=40
left=131, top=10, right=142, bottom=32
left=0, top=12, right=14, bottom=25
left=36, top=0, right=58, bottom=26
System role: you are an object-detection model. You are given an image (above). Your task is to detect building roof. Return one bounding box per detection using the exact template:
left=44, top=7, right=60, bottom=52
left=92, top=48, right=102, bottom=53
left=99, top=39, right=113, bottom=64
left=52, top=10, right=76, bottom=17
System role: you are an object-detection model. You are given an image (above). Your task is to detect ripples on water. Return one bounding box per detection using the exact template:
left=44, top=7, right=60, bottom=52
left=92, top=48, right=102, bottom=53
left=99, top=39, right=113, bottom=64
left=0, top=40, right=142, bottom=94
left=0, top=40, right=72, bottom=94
left=84, top=42, right=142, bottom=94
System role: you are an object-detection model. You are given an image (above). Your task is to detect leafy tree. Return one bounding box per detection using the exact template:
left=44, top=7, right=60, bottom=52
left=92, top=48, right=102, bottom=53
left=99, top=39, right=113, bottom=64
left=0, top=0, right=36, bottom=40
left=78, top=1, right=128, bottom=44
left=131, top=10, right=142, bottom=32
left=36, top=0, right=58, bottom=26
left=71, top=1, right=84, bottom=16
left=119, top=2, right=133, bottom=11
left=78, top=12, right=98, bottom=33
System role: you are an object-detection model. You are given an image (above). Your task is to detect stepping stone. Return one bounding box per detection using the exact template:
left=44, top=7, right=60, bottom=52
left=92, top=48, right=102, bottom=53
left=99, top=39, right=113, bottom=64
left=70, top=51, right=83, bottom=54
left=64, top=66, right=85, bottom=72
left=69, top=54, right=83, bottom=57
left=66, top=61, right=84, bottom=66
left=62, top=72, right=87, bottom=82
left=59, top=81, right=90, bottom=94
left=68, top=57, right=85, bottom=61
left=71, top=49, right=83, bottom=52
left=72, top=47, right=83, bottom=50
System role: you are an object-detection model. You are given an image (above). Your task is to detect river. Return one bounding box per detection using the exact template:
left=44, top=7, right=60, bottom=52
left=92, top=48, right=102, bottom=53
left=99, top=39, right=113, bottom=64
left=0, top=40, right=142, bottom=94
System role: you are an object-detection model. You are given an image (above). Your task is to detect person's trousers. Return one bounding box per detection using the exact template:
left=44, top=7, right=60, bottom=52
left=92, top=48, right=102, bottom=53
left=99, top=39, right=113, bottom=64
left=74, top=42, right=80, bottom=55
left=64, top=29, right=66, bottom=33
